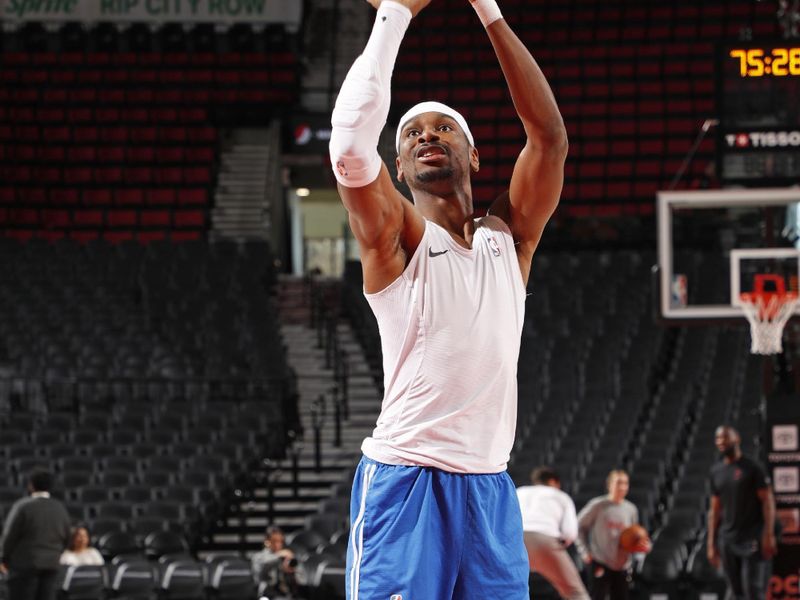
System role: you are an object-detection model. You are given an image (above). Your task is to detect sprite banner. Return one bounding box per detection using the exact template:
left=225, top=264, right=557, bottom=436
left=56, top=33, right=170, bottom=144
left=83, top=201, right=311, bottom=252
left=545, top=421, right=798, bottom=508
left=0, top=0, right=302, bottom=26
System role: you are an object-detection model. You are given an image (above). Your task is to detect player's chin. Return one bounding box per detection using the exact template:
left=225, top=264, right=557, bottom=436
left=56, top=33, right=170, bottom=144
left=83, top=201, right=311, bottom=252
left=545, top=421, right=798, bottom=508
left=415, top=166, right=455, bottom=184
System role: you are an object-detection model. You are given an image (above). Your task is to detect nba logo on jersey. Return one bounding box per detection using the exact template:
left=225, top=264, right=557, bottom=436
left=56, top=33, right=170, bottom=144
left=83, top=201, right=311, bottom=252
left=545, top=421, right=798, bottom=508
left=488, top=236, right=501, bottom=257
left=390, top=595, right=403, bottom=600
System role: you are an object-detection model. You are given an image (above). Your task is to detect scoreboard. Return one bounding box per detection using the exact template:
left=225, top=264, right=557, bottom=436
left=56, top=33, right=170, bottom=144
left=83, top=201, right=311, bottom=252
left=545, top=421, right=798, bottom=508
left=717, top=42, right=800, bottom=185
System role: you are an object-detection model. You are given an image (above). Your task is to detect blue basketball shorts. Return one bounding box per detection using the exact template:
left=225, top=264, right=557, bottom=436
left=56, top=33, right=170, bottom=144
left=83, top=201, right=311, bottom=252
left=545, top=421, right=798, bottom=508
left=346, top=456, right=529, bottom=600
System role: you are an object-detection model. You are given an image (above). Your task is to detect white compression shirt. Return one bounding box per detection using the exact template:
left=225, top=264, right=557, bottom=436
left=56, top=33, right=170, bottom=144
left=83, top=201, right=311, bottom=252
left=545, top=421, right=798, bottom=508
left=361, top=216, right=526, bottom=473
left=516, top=485, right=579, bottom=544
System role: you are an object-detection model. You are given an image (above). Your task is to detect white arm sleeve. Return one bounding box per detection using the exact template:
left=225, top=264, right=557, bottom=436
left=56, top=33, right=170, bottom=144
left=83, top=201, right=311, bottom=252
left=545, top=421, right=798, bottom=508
left=329, top=1, right=411, bottom=188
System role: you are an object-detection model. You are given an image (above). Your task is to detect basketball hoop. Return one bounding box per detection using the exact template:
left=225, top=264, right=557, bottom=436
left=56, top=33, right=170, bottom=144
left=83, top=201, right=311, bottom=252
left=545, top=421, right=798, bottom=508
left=739, top=274, right=799, bottom=355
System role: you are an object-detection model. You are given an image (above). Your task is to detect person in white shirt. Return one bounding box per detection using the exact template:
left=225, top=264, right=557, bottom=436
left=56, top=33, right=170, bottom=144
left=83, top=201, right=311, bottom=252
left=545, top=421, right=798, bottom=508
left=517, top=467, right=589, bottom=600
left=59, top=526, right=104, bottom=567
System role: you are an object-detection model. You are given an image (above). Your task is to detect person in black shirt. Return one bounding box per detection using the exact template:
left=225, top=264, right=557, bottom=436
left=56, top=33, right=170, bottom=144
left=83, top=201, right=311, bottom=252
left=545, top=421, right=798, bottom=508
left=707, top=425, right=777, bottom=600
left=0, top=468, right=72, bottom=600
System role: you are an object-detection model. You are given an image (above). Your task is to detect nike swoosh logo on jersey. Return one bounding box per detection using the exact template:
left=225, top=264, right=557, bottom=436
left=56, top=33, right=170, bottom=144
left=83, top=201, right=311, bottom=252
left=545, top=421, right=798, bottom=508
left=429, top=249, right=449, bottom=257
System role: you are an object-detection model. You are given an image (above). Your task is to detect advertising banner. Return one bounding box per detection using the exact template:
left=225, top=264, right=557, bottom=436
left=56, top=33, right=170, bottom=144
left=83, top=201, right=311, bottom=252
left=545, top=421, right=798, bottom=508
left=1, top=0, right=302, bottom=26
left=767, top=398, right=800, bottom=600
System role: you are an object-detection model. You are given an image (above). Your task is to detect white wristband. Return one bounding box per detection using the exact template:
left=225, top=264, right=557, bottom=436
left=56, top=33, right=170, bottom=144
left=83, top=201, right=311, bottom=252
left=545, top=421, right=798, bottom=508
left=471, top=0, right=502, bottom=27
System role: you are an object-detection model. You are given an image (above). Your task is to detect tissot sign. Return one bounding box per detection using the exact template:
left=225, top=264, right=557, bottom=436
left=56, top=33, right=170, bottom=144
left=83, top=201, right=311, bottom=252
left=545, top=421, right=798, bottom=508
left=725, top=131, right=800, bottom=148
left=0, top=0, right=302, bottom=24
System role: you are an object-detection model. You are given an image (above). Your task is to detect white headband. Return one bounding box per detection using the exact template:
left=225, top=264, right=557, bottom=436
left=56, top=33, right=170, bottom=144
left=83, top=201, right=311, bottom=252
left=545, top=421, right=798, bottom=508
left=395, top=101, right=475, bottom=153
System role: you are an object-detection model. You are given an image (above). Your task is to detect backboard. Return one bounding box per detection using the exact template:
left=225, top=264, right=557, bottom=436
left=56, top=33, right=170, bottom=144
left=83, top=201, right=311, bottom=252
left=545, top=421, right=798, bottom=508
left=656, top=187, right=800, bottom=323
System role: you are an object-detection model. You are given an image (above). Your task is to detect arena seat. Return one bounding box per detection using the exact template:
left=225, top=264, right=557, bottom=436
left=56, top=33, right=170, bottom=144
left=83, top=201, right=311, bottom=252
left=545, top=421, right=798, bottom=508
left=107, top=558, right=157, bottom=600
left=157, top=558, right=205, bottom=600
left=205, top=558, right=255, bottom=600
left=57, top=565, right=105, bottom=600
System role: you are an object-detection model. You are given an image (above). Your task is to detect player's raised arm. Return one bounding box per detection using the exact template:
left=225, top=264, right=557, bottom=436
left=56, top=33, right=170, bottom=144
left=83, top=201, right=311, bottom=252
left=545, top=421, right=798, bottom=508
left=329, top=0, right=428, bottom=293
left=471, top=0, right=568, bottom=281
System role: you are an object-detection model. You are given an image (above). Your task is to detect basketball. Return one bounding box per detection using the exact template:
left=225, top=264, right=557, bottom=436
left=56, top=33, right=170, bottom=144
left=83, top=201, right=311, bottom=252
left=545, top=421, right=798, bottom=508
left=619, top=524, right=649, bottom=552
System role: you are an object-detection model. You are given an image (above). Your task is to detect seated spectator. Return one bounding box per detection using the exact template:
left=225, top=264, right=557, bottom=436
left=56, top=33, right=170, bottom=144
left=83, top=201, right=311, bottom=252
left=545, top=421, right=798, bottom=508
left=251, top=525, right=297, bottom=598
left=60, top=526, right=104, bottom=567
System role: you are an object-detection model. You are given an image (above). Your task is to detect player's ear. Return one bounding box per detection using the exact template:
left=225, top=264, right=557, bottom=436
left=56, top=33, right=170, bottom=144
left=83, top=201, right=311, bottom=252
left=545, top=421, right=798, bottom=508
left=396, top=156, right=405, bottom=182
left=470, top=146, right=480, bottom=172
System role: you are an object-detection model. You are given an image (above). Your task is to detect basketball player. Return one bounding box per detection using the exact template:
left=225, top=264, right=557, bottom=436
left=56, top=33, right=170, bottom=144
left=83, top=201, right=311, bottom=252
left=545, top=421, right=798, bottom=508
left=517, top=467, right=590, bottom=600
left=576, top=470, right=650, bottom=600
left=328, top=0, right=567, bottom=597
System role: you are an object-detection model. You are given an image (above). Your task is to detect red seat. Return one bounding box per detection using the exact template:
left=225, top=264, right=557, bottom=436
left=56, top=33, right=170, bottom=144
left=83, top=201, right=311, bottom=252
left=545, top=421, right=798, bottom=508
left=174, top=210, right=205, bottom=227
left=185, top=167, right=211, bottom=184
left=73, top=210, right=104, bottom=226
left=157, top=148, right=184, bottom=162
left=101, top=128, right=128, bottom=143
left=107, top=210, right=137, bottom=226
left=42, top=209, right=71, bottom=227
left=64, top=168, right=93, bottom=185
left=178, top=189, right=207, bottom=205
left=125, top=168, right=153, bottom=184
left=95, top=167, right=123, bottom=184
left=162, top=128, right=187, bottom=143
left=131, top=127, right=157, bottom=143
left=70, top=231, right=99, bottom=243
left=44, top=127, right=71, bottom=143
left=97, top=147, right=125, bottom=163
left=151, top=108, right=178, bottom=123
left=51, top=189, right=80, bottom=205
left=17, top=188, right=46, bottom=204
left=83, top=190, right=112, bottom=206
left=157, top=168, right=183, bottom=184
left=138, top=231, right=166, bottom=243
left=140, top=211, right=171, bottom=226
left=74, top=127, right=99, bottom=143
left=34, top=167, right=62, bottom=184
left=147, top=189, right=176, bottom=205
left=96, top=108, right=121, bottom=123
left=115, top=190, right=145, bottom=205
left=128, top=147, right=156, bottom=162
left=36, top=146, right=67, bottom=163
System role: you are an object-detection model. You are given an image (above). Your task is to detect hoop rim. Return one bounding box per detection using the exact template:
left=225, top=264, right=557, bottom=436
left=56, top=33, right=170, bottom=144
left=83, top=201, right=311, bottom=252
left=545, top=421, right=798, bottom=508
left=739, top=290, right=799, bottom=303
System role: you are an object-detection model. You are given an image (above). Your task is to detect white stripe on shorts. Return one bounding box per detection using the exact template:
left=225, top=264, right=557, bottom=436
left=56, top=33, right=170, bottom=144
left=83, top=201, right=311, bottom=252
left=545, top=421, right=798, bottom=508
left=349, top=462, right=376, bottom=600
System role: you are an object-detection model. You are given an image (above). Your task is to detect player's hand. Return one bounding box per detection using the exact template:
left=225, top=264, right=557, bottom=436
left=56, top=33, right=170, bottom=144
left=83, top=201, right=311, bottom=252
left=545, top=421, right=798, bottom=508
left=582, top=553, right=592, bottom=565
left=0, top=563, right=7, bottom=575
left=761, top=531, right=777, bottom=559
left=632, top=538, right=652, bottom=554
left=366, top=0, right=433, bottom=17
left=707, top=545, right=721, bottom=569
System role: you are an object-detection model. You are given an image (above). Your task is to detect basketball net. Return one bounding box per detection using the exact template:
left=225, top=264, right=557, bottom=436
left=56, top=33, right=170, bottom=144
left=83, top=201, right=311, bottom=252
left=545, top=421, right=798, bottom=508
left=740, top=274, right=799, bottom=355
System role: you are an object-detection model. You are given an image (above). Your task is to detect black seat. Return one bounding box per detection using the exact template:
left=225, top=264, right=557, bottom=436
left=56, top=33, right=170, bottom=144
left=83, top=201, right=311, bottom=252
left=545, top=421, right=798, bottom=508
left=97, top=531, right=140, bottom=561
left=285, top=529, right=328, bottom=559
left=107, top=558, right=156, bottom=600
left=57, top=565, right=104, bottom=600
left=145, top=531, right=189, bottom=560
left=206, top=558, right=255, bottom=600
left=157, top=559, right=204, bottom=600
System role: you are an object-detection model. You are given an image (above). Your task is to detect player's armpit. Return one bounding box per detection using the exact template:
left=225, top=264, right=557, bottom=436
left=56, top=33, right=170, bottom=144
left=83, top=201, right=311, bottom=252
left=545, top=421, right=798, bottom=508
left=340, top=164, right=425, bottom=293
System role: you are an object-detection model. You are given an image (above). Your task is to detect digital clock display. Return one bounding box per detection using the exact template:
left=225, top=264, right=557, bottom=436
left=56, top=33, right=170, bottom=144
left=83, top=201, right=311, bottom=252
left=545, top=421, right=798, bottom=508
left=717, top=42, right=800, bottom=185
left=729, top=47, right=800, bottom=77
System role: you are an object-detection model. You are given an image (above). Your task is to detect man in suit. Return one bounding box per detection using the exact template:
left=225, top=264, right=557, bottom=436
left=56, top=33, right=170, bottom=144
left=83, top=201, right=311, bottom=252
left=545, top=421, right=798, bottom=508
left=1, top=468, right=72, bottom=600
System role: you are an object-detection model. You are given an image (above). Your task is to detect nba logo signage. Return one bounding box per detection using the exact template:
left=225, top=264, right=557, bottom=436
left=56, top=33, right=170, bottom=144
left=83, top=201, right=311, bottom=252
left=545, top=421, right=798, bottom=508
left=774, top=425, right=799, bottom=451
left=774, top=467, right=800, bottom=493
left=767, top=405, right=800, bottom=599
left=670, top=274, right=687, bottom=308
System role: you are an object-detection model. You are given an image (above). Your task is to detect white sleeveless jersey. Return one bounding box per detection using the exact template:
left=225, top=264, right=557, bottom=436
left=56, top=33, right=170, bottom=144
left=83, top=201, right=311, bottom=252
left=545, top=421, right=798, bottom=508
left=362, top=216, right=526, bottom=473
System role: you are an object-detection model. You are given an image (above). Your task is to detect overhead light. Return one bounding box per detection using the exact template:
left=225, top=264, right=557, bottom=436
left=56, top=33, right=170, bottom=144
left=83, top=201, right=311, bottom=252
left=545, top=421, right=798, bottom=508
left=296, top=188, right=310, bottom=197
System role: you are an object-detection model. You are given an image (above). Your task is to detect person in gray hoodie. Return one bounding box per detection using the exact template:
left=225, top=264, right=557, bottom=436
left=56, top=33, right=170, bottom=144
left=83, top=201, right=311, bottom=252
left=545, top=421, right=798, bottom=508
left=1, top=468, right=72, bottom=600
left=576, top=470, right=650, bottom=600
